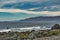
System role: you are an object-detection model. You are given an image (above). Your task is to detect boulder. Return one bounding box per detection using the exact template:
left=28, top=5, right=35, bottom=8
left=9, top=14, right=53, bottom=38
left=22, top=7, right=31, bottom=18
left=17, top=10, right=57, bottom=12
left=51, top=24, right=60, bottom=30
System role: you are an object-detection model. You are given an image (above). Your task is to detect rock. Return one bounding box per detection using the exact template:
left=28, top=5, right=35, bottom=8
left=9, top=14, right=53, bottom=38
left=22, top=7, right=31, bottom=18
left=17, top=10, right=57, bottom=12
left=51, top=24, right=60, bottom=30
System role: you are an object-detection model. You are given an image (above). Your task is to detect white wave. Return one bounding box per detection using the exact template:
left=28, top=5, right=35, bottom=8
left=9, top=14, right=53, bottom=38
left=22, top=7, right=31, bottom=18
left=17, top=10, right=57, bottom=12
left=0, top=26, right=51, bottom=32
left=0, top=29, right=11, bottom=33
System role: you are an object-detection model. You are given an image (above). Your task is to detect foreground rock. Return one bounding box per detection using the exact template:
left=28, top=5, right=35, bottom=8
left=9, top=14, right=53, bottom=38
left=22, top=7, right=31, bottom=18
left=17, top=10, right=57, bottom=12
left=0, top=29, right=60, bottom=40
left=51, top=24, right=60, bottom=30
left=34, top=35, right=60, bottom=40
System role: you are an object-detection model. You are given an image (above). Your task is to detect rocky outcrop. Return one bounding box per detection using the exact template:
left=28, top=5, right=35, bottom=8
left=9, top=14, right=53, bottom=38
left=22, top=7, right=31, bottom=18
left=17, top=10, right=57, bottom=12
left=51, top=24, right=60, bottom=30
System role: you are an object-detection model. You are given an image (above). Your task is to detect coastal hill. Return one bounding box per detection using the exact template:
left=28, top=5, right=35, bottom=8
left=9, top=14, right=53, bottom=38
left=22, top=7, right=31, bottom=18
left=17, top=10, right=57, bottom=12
left=21, top=16, right=60, bottom=21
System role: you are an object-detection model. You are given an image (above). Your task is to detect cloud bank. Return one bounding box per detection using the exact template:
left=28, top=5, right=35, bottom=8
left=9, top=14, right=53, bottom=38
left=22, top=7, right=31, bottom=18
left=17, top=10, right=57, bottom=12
left=0, top=0, right=60, bottom=11
left=0, top=9, right=60, bottom=16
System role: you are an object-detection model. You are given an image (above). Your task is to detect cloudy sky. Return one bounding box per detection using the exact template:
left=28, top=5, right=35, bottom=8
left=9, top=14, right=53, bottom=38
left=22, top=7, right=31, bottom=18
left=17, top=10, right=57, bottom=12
left=0, top=0, right=60, bottom=21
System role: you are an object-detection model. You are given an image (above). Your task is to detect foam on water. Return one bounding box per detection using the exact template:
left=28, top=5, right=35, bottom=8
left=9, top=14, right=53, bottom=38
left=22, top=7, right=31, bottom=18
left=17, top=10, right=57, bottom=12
left=0, top=26, right=51, bottom=32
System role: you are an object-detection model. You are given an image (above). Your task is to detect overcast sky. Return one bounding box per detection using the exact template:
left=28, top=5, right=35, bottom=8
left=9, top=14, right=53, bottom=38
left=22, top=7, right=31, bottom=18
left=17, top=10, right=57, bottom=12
left=0, top=0, right=60, bottom=21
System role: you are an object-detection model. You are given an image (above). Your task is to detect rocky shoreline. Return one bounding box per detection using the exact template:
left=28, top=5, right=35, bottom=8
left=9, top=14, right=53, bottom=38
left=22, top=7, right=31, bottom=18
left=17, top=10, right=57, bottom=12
left=0, top=29, right=60, bottom=40
left=0, top=24, right=60, bottom=40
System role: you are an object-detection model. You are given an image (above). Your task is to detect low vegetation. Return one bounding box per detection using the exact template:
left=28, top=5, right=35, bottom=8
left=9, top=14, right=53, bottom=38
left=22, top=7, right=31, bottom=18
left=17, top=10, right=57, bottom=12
left=0, top=30, right=60, bottom=39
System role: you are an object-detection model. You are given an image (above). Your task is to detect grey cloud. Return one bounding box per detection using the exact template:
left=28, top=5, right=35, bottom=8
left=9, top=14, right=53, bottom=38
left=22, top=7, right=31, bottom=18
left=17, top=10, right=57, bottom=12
left=0, top=0, right=60, bottom=11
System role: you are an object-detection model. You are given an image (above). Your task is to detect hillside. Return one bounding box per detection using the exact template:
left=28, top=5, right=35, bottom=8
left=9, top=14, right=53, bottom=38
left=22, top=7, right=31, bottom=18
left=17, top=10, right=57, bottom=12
left=21, top=16, right=60, bottom=21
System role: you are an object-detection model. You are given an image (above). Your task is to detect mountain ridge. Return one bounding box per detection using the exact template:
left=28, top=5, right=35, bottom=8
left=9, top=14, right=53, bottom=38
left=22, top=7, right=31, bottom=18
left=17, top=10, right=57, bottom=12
left=20, top=16, right=60, bottom=21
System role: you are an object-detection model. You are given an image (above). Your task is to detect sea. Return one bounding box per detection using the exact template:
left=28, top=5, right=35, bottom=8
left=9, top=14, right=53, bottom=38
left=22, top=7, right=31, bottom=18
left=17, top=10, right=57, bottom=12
left=0, top=21, right=59, bottom=29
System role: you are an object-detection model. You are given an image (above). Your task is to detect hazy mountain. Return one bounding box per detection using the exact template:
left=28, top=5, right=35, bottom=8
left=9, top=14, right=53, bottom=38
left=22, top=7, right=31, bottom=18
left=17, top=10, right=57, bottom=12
left=21, top=16, right=60, bottom=21
left=0, top=12, right=42, bottom=21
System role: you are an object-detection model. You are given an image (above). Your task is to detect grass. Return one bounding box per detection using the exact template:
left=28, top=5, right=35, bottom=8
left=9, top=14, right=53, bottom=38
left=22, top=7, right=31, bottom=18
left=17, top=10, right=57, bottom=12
left=17, top=32, right=31, bottom=39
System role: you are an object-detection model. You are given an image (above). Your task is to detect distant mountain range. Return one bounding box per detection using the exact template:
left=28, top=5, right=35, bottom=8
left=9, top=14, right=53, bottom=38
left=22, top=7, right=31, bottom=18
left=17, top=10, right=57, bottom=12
left=0, top=12, right=41, bottom=21
left=21, top=16, right=60, bottom=21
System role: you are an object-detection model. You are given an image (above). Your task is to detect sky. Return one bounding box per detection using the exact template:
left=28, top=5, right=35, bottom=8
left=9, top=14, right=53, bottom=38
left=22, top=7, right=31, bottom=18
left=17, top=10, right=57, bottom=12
left=0, top=0, right=60, bottom=21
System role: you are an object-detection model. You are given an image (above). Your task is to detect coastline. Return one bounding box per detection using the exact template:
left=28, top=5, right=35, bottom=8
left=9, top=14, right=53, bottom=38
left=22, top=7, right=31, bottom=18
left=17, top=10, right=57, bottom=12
left=0, top=26, right=51, bottom=33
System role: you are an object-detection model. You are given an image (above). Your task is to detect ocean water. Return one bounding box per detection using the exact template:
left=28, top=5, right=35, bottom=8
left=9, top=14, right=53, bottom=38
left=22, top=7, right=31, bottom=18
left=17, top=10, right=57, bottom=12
left=0, top=21, right=59, bottom=29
